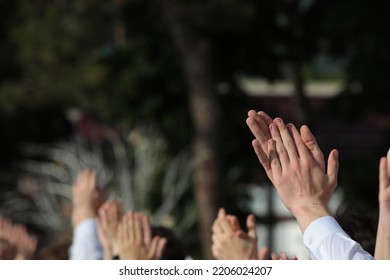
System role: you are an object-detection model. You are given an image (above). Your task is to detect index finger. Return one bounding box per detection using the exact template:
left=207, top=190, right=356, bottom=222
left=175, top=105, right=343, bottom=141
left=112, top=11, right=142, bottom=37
left=247, top=110, right=273, bottom=152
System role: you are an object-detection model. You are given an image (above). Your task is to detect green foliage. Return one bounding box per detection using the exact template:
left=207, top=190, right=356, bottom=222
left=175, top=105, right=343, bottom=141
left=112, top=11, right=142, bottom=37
left=0, top=0, right=109, bottom=116
left=0, top=0, right=389, bottom=258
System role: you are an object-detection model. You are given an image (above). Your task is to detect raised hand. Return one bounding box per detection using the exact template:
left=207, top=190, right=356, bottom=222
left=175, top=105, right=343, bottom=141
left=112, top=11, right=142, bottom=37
left=0, top=216, right=37, bottom=259
left=253, top=118, right=339, bottom=232
left=0, top=237, right=16, bottom=260
left=0, top=217, right=17, bottom=260
left=256, top=246, right=298, bottom=260
left=118, top=211, right=166, bottom=260
left=375, top=148, right=390, bottom=259
left=11, top=224, right=37, bottom=260
left=211, top=208, right=258, bottom=260
left=97, top=198, right=123, bottom=259
left=246, top=110, right=332, bottom=185
left=71, top=169, right=105, bottom=228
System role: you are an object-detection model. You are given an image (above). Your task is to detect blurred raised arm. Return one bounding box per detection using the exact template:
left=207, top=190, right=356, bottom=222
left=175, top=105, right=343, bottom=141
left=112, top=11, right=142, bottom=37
left=375, top=148, right=390, bottom=260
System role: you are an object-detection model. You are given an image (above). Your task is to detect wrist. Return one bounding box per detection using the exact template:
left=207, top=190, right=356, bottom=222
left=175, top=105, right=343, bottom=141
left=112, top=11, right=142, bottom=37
left=71, top=208, right=96, bottom=228
left=290, top=201, right=331, bottom=232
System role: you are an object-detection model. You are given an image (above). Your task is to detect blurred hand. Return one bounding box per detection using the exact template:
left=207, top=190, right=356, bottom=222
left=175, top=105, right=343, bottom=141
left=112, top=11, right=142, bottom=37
left=71, top=169, right=106, bottom=227
left=118, top=211, right=166, bottom=260
left=211, top=208, right=258, bottom=260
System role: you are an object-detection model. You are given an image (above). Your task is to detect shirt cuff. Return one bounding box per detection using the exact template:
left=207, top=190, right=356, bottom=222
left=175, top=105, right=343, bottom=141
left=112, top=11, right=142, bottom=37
left=73, top=218, right=98, bottom=240
left=303, top=216, right=349, bottom=252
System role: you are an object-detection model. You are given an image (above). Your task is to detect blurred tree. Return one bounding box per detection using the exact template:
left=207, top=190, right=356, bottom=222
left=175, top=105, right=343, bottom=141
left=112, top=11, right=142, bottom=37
left=315, top=0, right=390, bottom=206
left=0, top=0, right=109, bottom=192
left=0, top=0, right=110, bottom=114
left=1, top=0, right=389, bottom=259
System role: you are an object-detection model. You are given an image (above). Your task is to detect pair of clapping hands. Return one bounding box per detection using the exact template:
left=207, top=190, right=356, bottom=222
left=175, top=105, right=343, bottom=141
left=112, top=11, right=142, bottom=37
left=72, top=170, right=166, bottom=260
left=212, top=109, right=339, bottom=260
left=96, top=198, right=166, bottom=260
left=213, top=109, right=390, bottom=260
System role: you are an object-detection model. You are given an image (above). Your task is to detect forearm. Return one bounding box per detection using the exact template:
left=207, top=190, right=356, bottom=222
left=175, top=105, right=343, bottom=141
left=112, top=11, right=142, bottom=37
left=290, top=202, right=331, bottom=233
left=72, top=207, right=96, bottom=228
left=375, top=217, right=384, bottom=259
left=384, top=238, right=390, bottom=260
left=376, top=211, right=390, bottom=260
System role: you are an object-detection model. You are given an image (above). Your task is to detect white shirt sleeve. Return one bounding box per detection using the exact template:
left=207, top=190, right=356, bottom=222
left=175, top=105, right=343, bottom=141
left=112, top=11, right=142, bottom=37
left=69, top=218, right=103, bottom=260
left=303, top=216, right=375, bottom=260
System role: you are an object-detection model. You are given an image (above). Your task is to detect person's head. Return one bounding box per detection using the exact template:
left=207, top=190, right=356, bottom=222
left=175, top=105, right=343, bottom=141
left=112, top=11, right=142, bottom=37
left=336, top=201, right=377, bottom=255
left=151, top=226, right=187, bottom=260
left=0, top=238, right=16, bottom=260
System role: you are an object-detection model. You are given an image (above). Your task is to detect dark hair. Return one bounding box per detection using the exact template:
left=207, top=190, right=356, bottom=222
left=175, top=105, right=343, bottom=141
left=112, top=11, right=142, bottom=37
left=152, top=226, right=187, bottom=260
left=335, top=201, right=377, bottom=256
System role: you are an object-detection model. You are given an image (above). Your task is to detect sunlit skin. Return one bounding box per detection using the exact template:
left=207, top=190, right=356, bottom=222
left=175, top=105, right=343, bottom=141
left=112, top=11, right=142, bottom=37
left=246, top=110, right=339, bottom=232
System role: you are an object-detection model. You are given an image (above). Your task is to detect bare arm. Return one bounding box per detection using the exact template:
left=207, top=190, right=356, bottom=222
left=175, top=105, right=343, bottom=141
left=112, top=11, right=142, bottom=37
left=375, top=148, right=390, bottom=260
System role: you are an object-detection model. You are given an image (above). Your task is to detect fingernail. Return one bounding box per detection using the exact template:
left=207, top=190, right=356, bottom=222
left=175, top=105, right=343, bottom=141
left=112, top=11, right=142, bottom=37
left=274, top=118, right=282, bottom=124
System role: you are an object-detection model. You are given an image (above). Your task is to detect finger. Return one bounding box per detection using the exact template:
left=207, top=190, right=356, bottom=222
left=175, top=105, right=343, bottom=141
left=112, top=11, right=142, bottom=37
left=257, top=111, right=273, bottom=125
left=155, top=237, right=167, bottom=259
left=100, top=207, right=108, bottom=229
left=248, top=110, right=273, bottom=135
left=73, top=170, right=85, bottom=188
left=218, top=209, right=233, bottom=234
left=380, top=156, right=388, bottom=191
left=211, top=230, right=222, bottom=246
left=246, top=112, right=272, bottom=152
left=88, top=170, right=97, bottom=190
left=300, top=125, right=325, bottom=171
left=148, top=237, right=158, bottom=260
left=117, top=222, right=123, bottom=244
left=270, top=123, right=289, bottom=168
left=235, top=229, right=248, bottom=239
left=126, top=212, right=134, bottom=241
left=212, top=218, right=223, bottom=236
left=252, top=139, right=272, bottom=176
left=107, top=202, right=115, bottom=225
left=387, top=148, right=390, bottom=177
left=141, top=215, right=152, bottom=247
left=133, top=213, right=142, bottom=244
left=258, top=246, right=268, bottom=260
left=287, top=123, right=310, bottom=159
left=274, top=118, right=299, bottom=164
left=268, top=139, right=282, bottom=176
left=226, top=215, right=240, bottom=231
left=271, top=252, right=278, bottom=260
left=246, top=214, right=257, bottom=240
left=148, top=236, right=167, bottom=260
left=279, top=251, right=287, bottom=260
left=326, top=149, right=339, bottom=189
left=212, top=209, right=224, bottom=235
left=211, top=244, right=220, bottom=260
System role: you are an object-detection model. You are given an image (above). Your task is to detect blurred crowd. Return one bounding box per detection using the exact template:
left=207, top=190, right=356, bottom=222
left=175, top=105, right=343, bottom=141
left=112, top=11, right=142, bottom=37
left=1, top=110, right=389, bottom=260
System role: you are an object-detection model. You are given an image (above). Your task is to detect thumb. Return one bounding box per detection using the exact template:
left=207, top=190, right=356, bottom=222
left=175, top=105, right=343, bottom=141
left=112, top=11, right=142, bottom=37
left=301, top=125, right=325, bottom=171
left=258, top=246, right=268, bottom=260
left=246, top=214, right=257, bottom=240
left=327, top=149, right=339, bottom=188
